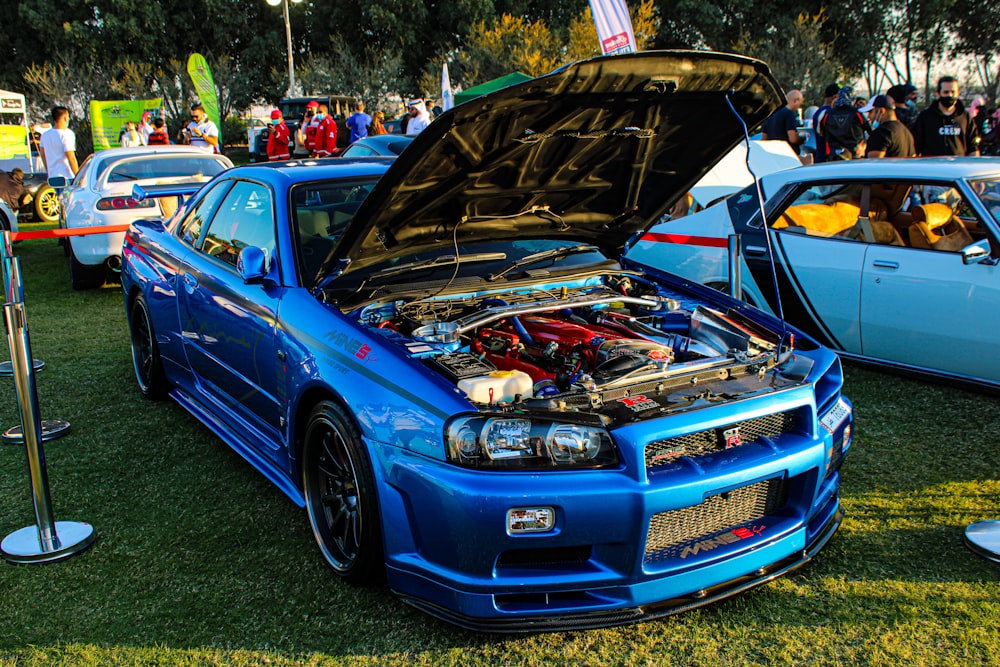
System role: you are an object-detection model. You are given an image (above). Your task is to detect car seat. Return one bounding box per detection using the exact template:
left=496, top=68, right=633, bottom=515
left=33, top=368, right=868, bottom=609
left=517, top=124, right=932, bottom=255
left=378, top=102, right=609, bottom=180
left=908, top=203, right=973, bottom=251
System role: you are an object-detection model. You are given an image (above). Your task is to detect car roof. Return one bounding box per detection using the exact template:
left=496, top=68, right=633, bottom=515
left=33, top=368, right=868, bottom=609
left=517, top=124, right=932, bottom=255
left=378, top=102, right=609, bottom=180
left=763, top=157, right=1000, bottom=191
left=221, top=157, right=394, bottom=186
left=94, top=146, right=225, bottom=160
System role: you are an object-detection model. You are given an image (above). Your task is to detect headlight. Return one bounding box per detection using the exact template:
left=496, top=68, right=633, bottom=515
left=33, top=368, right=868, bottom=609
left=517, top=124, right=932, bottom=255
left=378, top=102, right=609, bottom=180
left=445, top=415, right=618, bottom=470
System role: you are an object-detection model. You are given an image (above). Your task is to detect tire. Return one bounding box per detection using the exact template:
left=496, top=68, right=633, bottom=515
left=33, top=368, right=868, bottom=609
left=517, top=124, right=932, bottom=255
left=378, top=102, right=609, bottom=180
left=69, top=247, right=106, bottom=290
left=33, top=185, right=59, bottom=223
left=302, top=401, right=384, bottom=585
left=128, top=293, right=167, bottom=399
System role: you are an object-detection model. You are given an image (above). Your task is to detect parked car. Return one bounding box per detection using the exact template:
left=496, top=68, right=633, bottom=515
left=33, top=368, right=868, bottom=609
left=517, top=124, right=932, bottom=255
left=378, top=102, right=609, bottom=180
left=0, top=156, right=59, bottom=223
left=121, top=51, right=852, bottom=632
left=57, top=145, right=232, bottom=289
left=245, top=116, right=270, bottom=163
left=628, top=157, right=1000, bottom=390
left=339, top=134, right=413, bottom=158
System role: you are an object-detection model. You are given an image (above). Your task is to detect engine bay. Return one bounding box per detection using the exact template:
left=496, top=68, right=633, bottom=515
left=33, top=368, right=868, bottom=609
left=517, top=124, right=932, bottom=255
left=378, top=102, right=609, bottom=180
left=348, top=272, right=806, bottom=420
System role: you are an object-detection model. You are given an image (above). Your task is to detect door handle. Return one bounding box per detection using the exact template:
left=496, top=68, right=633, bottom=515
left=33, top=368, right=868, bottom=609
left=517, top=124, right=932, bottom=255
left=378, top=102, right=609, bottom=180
left=181, top=273, right=198, bottom=289
left=745, top=245, right=768, bottom=257
left=871, top=260, right=899, bottom=270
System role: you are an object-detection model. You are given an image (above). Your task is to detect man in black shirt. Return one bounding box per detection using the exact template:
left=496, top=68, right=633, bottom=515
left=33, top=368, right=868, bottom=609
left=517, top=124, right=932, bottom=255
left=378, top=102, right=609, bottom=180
left=862, top=95, right=915, bottom=158
left=912, top=76, right=980, bottom=156
left=762, top=89, right=805, bottom=150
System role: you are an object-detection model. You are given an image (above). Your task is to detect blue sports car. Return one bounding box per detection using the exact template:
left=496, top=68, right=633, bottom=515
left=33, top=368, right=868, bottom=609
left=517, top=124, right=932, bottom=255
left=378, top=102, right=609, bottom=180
left=122, top=51, right=853, bottom=632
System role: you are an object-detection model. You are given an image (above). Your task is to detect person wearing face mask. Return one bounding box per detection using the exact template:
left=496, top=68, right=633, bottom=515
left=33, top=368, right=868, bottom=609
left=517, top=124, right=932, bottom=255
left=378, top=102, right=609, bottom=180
left=912, top=76, right=980, bottom=156
left=266, top=109, right=291, bottom=161
left=312, top=103, right=339, bottom=157
left=861, top=95, right=915, bottom=158
left=887, top=84, right=919, bottom=129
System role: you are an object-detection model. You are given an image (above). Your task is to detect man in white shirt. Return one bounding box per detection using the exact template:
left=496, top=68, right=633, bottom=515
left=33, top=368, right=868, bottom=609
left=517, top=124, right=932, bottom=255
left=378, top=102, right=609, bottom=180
left=184, top=103, right=220, bottom=153
left=39, top=106, right=78, bottom=180
left=405, top=99, right=431, bottom=136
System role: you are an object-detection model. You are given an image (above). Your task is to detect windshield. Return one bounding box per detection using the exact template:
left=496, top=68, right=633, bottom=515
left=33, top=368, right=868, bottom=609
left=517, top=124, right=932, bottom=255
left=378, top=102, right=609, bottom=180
left=968, top=177, right=1000, bottom=223
left=99, top=155, right=229, bottom=185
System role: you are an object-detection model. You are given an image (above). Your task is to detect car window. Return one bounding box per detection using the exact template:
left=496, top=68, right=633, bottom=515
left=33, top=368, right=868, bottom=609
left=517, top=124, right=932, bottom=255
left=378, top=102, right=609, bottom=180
left=768, top=180, right=984, bottom=251
left=292, top=177, right=379, bottom=284
left=200, top=181, right=276, bottom=269
left=72, top=155, right=94, bottom=188
left=341, top=144, right=375, bottom=158
left=105, top=155, right=228, bottom=183
left=176, top=179, right=234, bottom=248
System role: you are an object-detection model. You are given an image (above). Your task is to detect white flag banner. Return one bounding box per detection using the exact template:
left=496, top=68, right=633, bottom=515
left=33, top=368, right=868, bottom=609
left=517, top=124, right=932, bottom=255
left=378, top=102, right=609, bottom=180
left=442, top=63, right=454, bottom=111
left=588, top=0, right=637, bottom=55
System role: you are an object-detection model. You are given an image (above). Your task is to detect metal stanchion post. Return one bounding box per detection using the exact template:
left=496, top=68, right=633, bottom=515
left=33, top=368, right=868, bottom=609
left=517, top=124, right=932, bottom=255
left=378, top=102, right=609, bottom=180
left=0, top=254, right=94, bottom=563
left=727, top=234, right=742, bottom=299
left=0, top=231, right=70, bottom=445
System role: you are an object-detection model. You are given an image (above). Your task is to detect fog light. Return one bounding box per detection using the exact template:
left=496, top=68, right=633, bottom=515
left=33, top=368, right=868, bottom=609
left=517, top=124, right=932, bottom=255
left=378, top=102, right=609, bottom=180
left=507, top=507, right=555, bottom=534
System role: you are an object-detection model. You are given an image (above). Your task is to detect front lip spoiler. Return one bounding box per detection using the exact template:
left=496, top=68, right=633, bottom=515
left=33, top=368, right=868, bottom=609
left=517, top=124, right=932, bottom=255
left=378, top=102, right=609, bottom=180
left=396, top=506, right=844, bottom=634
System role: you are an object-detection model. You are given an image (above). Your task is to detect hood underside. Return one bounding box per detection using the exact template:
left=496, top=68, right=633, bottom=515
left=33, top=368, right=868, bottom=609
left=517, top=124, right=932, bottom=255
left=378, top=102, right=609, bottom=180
left=331, top=51, right=783, bottom=276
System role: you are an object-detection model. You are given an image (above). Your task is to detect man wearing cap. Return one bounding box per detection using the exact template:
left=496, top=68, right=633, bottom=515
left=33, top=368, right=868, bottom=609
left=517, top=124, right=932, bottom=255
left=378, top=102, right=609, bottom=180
left=887, top=84, right=919, bottom=128
left=300, top=100, right=321, bottom=156
left=812, top=84, right=840, bottom=163
left=266, top=109, right=291, bottom=161
left=862, top=95, right=915, bottom=158
left=405, top=99, right=431, bottom=136
left=912, top=76, right=980, bottom=156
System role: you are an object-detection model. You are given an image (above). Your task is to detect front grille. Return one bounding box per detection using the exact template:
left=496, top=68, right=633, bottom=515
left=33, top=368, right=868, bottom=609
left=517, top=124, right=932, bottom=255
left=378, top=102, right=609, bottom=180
left=644, top=409, right=800, bottom=469
left=644, top=477, right=788, bottom=563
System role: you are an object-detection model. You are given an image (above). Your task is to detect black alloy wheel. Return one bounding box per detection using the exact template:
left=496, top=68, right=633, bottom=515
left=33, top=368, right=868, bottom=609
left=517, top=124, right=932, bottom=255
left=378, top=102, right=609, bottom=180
left=302, top=401, right=383, bottom=585
left=129, top=293, right=167, bottom=399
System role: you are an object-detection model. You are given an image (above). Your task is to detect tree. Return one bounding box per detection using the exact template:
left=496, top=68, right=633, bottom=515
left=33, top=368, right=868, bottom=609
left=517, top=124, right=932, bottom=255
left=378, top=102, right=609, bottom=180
left=951, top=2, right=1000, bottom=103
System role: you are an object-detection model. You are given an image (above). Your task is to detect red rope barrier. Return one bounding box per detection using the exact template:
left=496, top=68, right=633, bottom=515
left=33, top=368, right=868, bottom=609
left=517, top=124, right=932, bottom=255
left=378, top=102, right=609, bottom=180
left=10, top=224, right=132, bottom=242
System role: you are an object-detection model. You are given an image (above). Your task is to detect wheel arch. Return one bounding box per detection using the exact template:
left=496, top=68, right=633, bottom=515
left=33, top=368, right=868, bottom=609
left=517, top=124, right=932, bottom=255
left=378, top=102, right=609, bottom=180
left=289, top=385, right=358, bottom=486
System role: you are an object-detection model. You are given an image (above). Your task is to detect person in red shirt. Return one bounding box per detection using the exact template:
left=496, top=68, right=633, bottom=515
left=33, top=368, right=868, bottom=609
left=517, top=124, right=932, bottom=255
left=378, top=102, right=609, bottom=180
left=302, top=100, right=320, bottom=155
left=266, top=109, right=291, bottom=161
left=146, top=118, right=171, bottom=146
left=312, top=103, right=338, bottom=157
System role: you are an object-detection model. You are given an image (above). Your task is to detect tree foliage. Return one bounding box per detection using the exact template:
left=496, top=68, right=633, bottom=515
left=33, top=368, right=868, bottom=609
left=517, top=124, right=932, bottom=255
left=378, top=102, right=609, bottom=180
left=3, top=0, right=996, bottom=155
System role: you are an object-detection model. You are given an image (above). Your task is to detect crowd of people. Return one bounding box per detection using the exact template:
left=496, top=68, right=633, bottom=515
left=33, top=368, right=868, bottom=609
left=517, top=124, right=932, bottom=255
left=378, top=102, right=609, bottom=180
left=263, top=96, right=437, bottom=161
left=763, top=76, right=997, bottom=161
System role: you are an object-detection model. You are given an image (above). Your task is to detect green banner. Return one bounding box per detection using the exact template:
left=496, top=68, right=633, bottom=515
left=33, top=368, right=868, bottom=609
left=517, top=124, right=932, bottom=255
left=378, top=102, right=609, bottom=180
left=89, top=99, right=163, bottom=150
left=187, top=53, right=221, bottom=145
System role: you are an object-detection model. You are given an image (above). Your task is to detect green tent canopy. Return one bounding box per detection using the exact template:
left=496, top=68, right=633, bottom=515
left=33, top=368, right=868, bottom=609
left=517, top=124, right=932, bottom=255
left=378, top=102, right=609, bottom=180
left=453, top=72, right=533, bottom=106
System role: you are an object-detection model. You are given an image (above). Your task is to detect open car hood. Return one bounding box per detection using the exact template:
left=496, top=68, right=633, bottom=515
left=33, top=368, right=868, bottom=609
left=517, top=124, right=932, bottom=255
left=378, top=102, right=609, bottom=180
left=328, top=51, right=783, bottom=277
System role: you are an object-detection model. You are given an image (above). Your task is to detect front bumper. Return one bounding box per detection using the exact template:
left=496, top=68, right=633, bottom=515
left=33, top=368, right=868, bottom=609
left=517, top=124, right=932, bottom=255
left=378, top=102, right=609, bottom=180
left=397, top=504, right=843, bottom=633
left=372, top=388, right=851, bottom=632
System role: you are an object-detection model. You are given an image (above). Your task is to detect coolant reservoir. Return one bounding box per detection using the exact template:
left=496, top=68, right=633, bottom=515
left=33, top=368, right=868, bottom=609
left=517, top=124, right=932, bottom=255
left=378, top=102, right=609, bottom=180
left=457, top=370, right=533, bottom=404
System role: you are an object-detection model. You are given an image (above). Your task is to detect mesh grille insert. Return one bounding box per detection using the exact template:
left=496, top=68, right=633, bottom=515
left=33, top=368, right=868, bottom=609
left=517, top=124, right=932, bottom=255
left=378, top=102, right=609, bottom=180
left=645, top=410, right=800, bottom=469
left=645, top=477, right=788, bottom=563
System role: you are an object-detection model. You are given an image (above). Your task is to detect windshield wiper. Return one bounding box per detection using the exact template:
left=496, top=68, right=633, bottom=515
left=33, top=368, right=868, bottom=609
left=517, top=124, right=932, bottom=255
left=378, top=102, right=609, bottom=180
left=486, top=244, right=600, bottom=281
left=367, top=252, right=508, bottom=282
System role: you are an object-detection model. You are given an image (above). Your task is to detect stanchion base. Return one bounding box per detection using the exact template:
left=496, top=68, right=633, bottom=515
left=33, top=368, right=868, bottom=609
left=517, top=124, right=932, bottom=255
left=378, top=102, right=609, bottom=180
left=1, top=521, right=95, bottom=564
left=964, top=520, right=1000, bottom=564
left=0, top=359, right=44, bottom=377
left=2, top=420, right=72, bottom=445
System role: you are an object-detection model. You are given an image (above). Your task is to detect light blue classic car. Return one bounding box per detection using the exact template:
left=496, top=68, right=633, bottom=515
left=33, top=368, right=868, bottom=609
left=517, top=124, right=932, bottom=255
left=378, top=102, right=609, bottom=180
left=628, top=158, right=1000, bottom=391
left=121, top=51, right=852, bottom=631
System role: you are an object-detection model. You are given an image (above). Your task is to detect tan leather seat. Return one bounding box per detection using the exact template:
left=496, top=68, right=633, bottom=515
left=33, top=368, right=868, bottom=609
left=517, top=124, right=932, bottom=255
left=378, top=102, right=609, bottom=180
left=908, top=203, right=973, bottom=251
left=297, top=209, right=331, bottom=237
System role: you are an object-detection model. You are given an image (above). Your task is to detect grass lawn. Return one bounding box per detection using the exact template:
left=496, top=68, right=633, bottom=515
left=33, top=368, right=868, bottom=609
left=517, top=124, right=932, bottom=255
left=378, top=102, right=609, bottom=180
left=0, top=231, right=998, bottom=666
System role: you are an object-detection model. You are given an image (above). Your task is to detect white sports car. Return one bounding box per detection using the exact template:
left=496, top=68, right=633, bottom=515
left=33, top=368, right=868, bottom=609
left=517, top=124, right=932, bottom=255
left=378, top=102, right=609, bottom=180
left=625, top=158, right=1000, bottom=390
left=58, top=146, right=232, bottom=289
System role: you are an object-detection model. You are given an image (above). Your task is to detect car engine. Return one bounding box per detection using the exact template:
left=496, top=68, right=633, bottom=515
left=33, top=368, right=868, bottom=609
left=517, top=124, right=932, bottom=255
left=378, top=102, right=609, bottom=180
left=352, top=272, right=799, bottom=420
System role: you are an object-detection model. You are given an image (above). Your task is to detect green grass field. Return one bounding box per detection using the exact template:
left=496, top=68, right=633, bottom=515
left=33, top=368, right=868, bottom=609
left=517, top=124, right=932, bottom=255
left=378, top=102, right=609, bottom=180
left=1, top=231, right=998, bottom=666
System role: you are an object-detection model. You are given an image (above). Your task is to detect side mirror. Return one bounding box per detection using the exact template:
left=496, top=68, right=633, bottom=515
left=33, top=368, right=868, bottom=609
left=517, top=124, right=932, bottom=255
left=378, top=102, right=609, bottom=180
left=47, top=175, right=68, bottom=189
left=237, top=246, right=268, bottom=283
left=962, top=239, right=992, bottom=265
